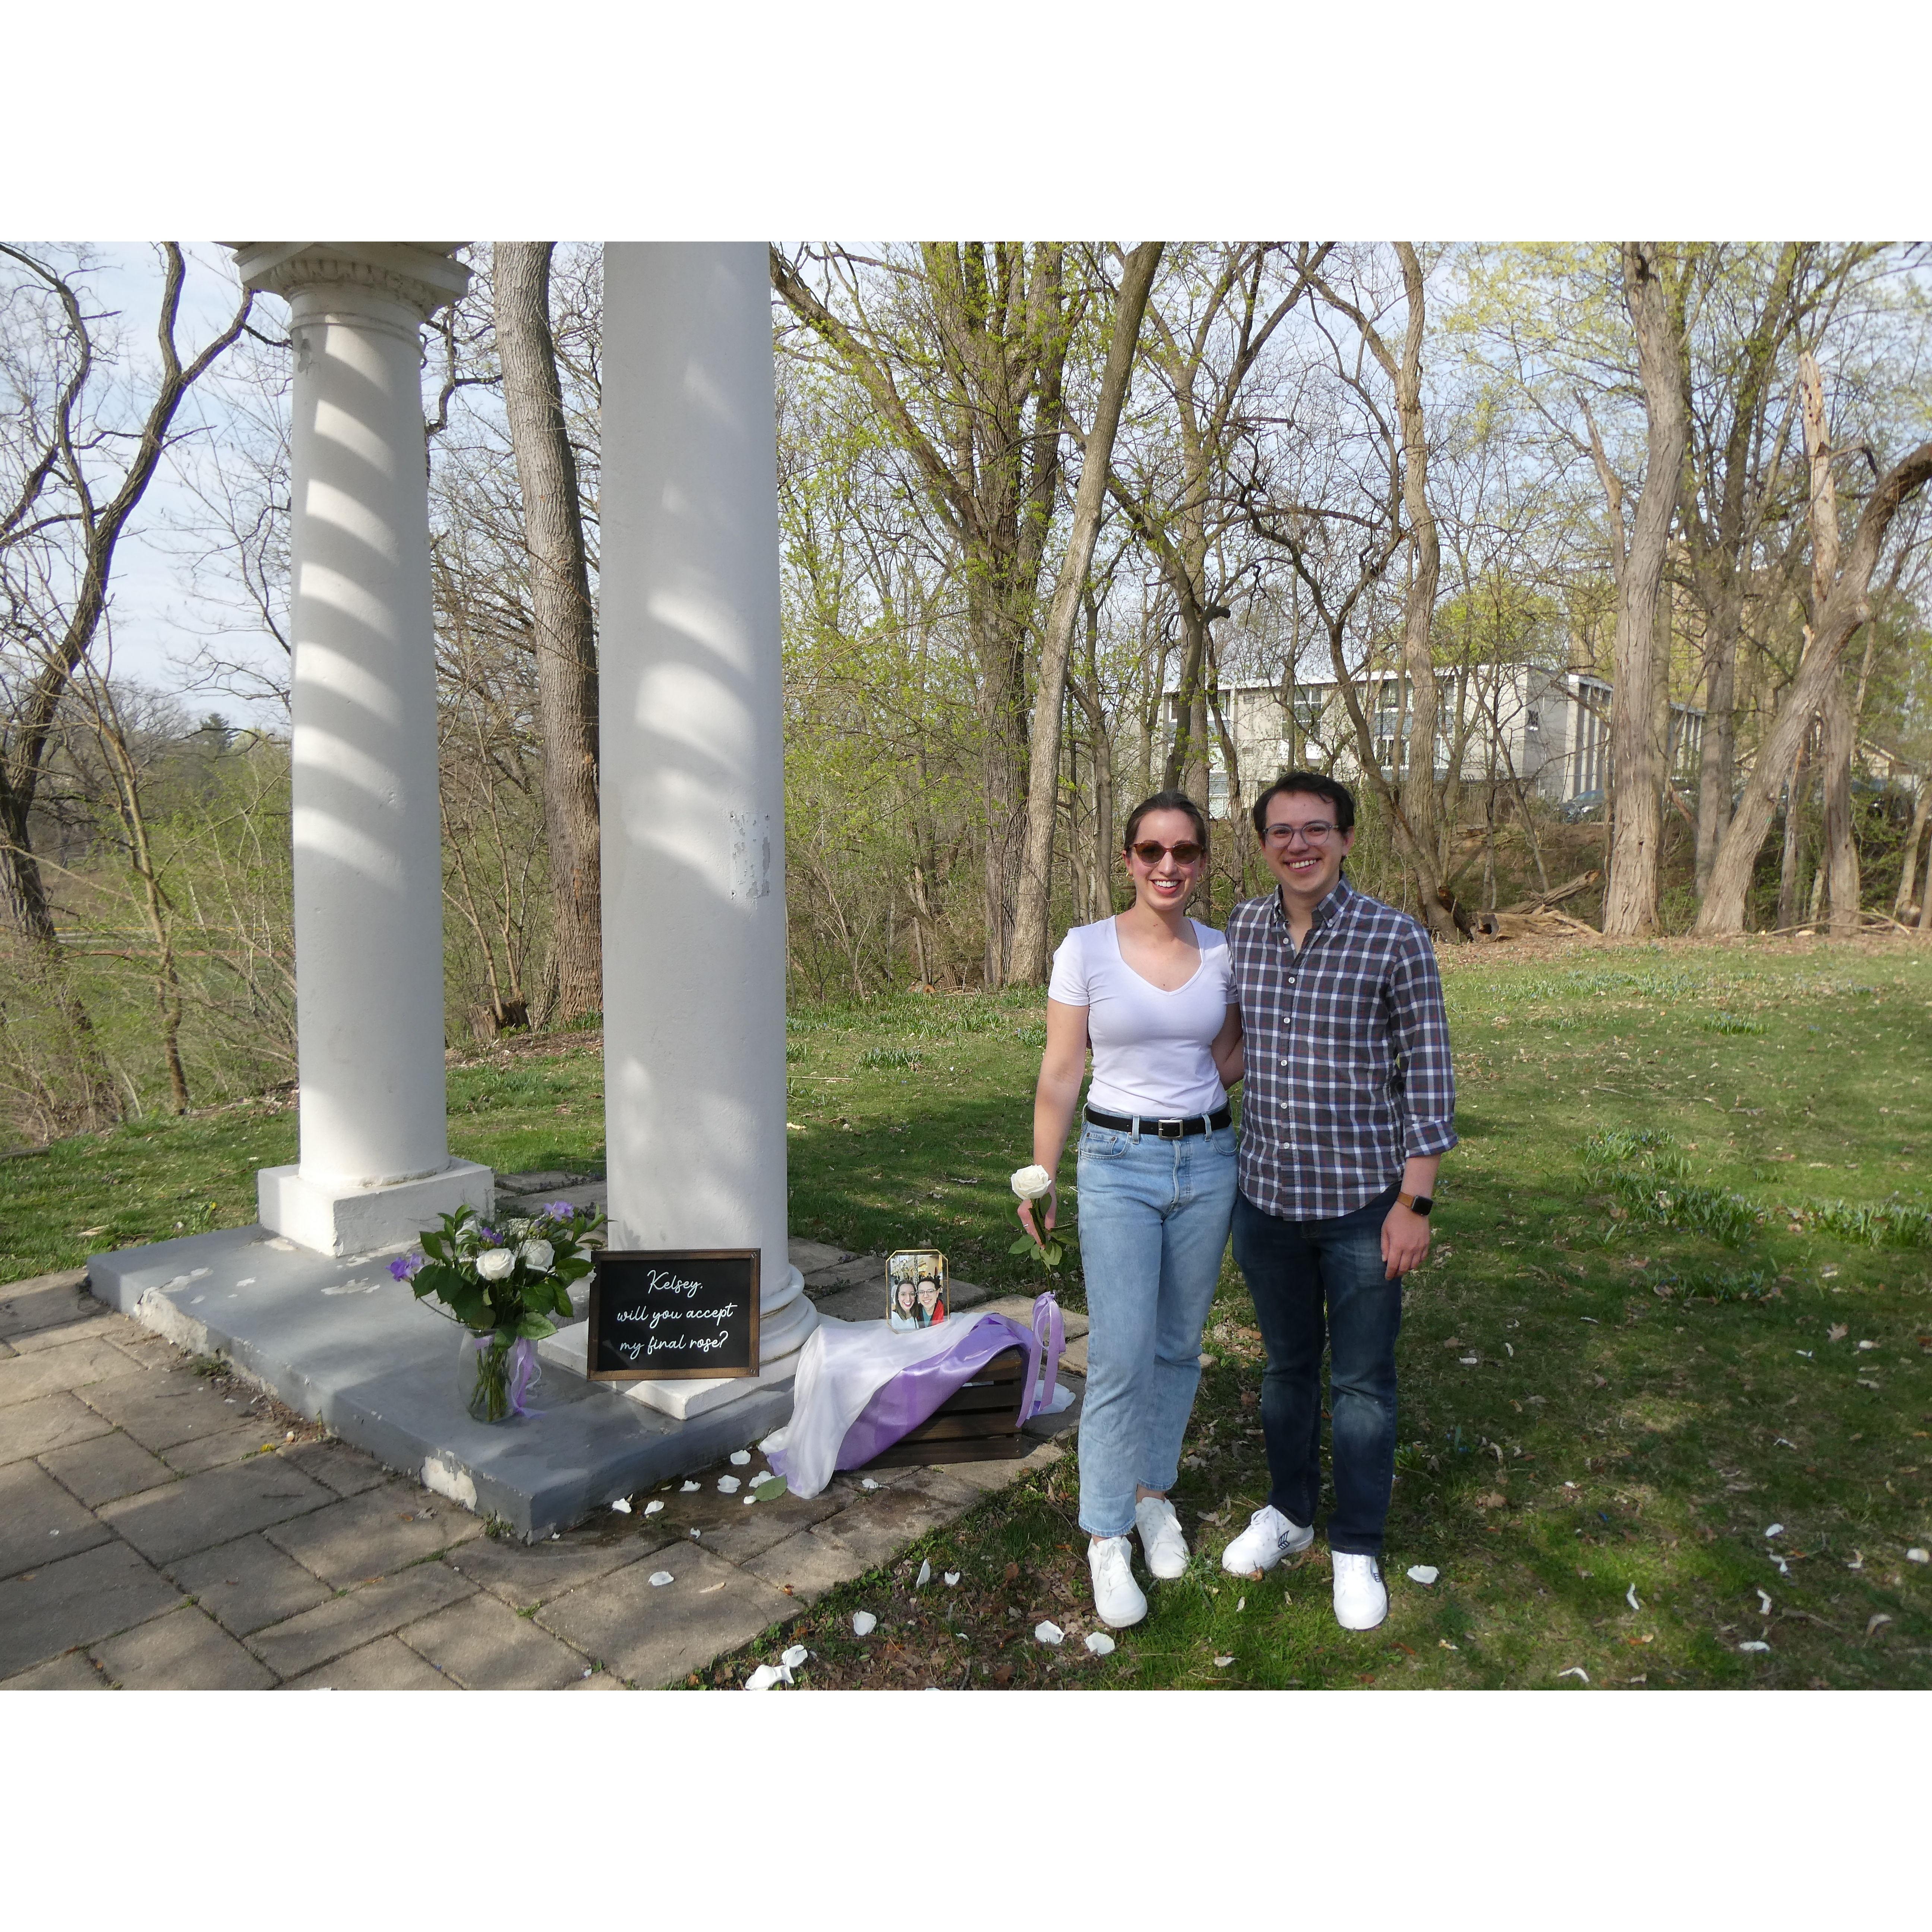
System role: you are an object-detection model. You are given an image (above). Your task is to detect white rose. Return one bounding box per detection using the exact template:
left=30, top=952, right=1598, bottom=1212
left=1010, top=1164, right=1053, bottom=1202
left=520, top=1238, right=555, bottom=1274
left=474, top=1247, right=517, bottom=1281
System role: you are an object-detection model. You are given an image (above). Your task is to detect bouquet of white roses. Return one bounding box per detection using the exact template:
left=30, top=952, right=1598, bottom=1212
left=1007, top=1164, right=1068, bottom=1271
left=394, top=1201, right=604, bottom=1421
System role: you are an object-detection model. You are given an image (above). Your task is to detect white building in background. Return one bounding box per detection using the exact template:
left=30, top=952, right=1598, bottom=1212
left=1171, top=664, right=1704, bottom=815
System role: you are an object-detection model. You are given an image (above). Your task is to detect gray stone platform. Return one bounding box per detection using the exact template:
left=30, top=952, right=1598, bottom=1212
left=83, top=1220, right=796, bottom=1541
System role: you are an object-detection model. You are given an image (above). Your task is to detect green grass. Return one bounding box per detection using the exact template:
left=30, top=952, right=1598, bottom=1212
left=6, top=938, right=1932, bottom=1688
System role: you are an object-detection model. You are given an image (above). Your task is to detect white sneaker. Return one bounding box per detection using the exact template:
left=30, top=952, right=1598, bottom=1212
left=1135, top=1496, right=1190, bottom=1581
left=1333, top=1551, right=1388, bottom=1630
left=1088, top=1535, right=1148, bottom=1628
left=1221, top=1503, right=1314, bottom=1576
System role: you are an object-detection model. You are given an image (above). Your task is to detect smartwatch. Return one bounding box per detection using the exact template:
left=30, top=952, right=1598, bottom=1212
left=1396, top=1190, right=1434, bottom=1216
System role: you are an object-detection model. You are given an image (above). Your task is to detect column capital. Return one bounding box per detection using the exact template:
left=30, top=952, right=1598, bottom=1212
left=228, top=242, right=471, bottom=319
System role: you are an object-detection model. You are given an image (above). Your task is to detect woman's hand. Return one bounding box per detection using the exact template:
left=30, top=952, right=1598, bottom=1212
left=1017, top=1181, right=1058, bottom=1243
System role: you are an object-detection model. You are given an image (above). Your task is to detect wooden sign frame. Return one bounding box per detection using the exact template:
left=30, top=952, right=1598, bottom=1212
left=585, top=1248, right=761, bottom=1381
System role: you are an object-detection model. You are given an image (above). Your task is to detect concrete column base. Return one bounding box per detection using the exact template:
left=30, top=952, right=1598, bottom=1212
left=257, top=1159, right=495, bottom=1258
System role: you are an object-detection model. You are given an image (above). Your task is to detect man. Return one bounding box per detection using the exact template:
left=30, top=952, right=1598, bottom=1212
left=1219, top=771, right=1456, bottom=1632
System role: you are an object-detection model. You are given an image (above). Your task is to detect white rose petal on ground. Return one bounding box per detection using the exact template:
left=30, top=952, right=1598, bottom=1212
left=1406, top=1565, right=1440, bottom=1585
left=944, top=1572, right=961, bottom=1587
left=609, top=1498, right=631, bottom=1515
left=680, top=1481, right=700, bottom=1493
left=730, top=1449, right=752, bottom=1465
left=1213, top=1655, right=1235, bottom=1668
left=915, top=1559, right=931, bottom=1588
left=782, top=1644, right=808, bottom=1670
left=644, top=1500, right=664, bottom=1516
left=648, top=1572, right=674, bottom=1587
left=1034, top=1621, right=1064, bottom=1646
left=742, top=1496, right=757, bottom=1506
left=1557, top=1666, right=1589, bottom=1682
left=1084, top=1632, right=1115, bottom=1655
left=1908, top=1549, right=1930, bottom=1564
left=860, top=1478, right=880, bottom=1490
left=852, top=1611, right=878, bottom=1637
left=1626, top=1584, right=1642, bottom=1613
left=744, top=1663, right=789, bottom=1690
left=1738, top=1641, right=1771, bottom=1652
left=1764, top=1523, right=1784, bottom=1538
left=1756, top=1589, right=1773, bottom=1614
left=718, top=1475, right=741, bottom=1493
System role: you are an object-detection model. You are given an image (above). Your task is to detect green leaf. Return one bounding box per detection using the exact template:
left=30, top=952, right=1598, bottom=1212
left=1008, top=1235, right=1038, bottom=1255
left=750, top=1474, right=787, bottom=1502
left=515, top=1312, right=558, bottom=1339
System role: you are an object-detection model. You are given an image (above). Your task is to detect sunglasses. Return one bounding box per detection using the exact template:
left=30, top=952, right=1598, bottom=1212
left=1129, top=840, right=1205, bottom=865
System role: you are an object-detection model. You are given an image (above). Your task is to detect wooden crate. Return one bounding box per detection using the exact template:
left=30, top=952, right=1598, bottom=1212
left=859, top=1346, right=1034, bottom=1469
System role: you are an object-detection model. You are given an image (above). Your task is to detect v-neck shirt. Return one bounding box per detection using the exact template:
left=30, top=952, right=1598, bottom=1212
left=1048, top=916, right=1231, bottom=1118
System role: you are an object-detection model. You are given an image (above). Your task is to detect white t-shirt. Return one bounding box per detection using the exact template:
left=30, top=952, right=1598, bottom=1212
left=1047, top=917, right=1231, bottom=1118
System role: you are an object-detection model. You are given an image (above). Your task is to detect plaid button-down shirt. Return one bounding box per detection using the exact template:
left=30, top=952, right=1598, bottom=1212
left=1227, top=873, right=1458, bottom=1220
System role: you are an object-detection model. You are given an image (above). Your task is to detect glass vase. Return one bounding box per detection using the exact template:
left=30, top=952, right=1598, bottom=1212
left=459, top=1331, right=515, bottom=1424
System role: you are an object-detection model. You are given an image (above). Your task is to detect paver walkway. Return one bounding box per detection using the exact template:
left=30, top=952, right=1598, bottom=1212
left=0, top=1253, right=1083, bottom=1689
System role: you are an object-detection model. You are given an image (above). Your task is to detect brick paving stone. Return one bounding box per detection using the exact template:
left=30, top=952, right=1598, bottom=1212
left=102, top=1331, right=181, bottom=1372
left=280, top=1438, right=388, bottom=1497
left=0, top=1540, right=183, bottom=1679
left=930, top=1440, right=1064, bottom=1493
left=37, top=1429, right=174, bottom=1508
left=0, top=1272, right=93, bottom=1342
left=536, top=1546, right=798, bottom=1687
left=443, top=1525, right=671, bottom=1609
left=647, top=1476, right=844, bottom=1566
left=100, top=1456, right=334, bottom=1566
left=93, top=1603, right=277, bottom=1689
left=0, top=1391, right=113, bottom=1467
left=283, top=1634, right=460, bottom=1690
left=0, top=1459, right=113, bottom=1579
left=168, top=1532, right=332, bottom=1638
left=398, top=1592, right=591, bottom=1689
left=0, top=1649, right=112, bottom=1690
left=741, top=1526, right=871, bottom=1606
left=163, top=1424, right=284, bottom=1477
left=263, top=1482, right=482, bottom=1587
left=784, top=1470, right=985, bottom=1573
left=563, top=1668, right=627, bottom=1688
left=8, top=1312, right=136, bottom=1356
left=78, top=1366, right=255, bottom=1453
left=0, top=1336, right=146, bottom=1410
left=247, top=1565, right=475, bottom=1679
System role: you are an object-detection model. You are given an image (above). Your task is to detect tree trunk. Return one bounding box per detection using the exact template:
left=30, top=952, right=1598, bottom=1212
left=1693, top=602, right=1740, bottom=897
left=1603, top=244, right=1689, bottom=937
left=1696, top=437, right=1932, bottom=934
left=1894, top=778, right=1931, bottom=917
left=1776, top=732, right=1810, bottom=931
left=495, top=242, right=602, bottom=1026
left=1011, top=242, right=1160, bottom=981
left=1818, top=674, right=1859, bottom=932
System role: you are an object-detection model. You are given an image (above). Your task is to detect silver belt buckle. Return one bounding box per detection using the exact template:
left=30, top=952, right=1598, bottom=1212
left=1158, top=1117, right=1185, bottom=1139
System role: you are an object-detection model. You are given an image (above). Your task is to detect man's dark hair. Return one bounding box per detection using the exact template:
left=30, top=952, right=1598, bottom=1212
left=1250, top=770, right=1356, bottom=838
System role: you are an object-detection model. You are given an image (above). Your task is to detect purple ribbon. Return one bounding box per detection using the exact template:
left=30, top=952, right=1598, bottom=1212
left=1018, top=1291, right=1065, bottom=1426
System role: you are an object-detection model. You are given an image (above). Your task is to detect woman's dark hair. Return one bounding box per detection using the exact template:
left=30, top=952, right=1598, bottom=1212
left=1121, top=789, right=1210, bottom=852
left=1250, top=770, right=1355, bottom=838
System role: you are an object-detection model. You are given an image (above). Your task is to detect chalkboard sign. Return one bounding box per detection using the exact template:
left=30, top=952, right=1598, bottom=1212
left=586, top=1250, right=761, bottom=1381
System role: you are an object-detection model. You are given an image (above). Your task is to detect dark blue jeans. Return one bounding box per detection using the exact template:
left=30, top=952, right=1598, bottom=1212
left=1231, top=1183, right=1403, bottom=1557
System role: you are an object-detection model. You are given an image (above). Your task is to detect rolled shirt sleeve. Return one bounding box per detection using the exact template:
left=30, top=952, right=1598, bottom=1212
left=1386, top=927, right=1459, bottom=1160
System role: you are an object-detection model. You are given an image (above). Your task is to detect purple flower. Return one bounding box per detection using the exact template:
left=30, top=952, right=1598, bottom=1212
left=543, top=1202, right=577, bottom=1220
left=479, top=1227, right=497, bottom=1243
left=389, top=1253, right=423, bottom=1282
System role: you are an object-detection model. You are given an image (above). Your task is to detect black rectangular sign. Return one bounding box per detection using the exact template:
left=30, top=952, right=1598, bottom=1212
left=586, top=1249, right=761, bottom=1381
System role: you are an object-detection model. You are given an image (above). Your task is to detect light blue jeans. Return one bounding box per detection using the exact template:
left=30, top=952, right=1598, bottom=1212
left=1074, top=1120, right=1237, bottom=1538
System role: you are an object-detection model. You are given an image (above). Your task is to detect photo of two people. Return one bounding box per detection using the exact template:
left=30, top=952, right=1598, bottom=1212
left=887, top=1250, right=949, bottom=1330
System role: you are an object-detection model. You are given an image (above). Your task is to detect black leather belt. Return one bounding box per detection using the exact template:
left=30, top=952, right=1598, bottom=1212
left=1084, top=1105, right=1231, bottom=1139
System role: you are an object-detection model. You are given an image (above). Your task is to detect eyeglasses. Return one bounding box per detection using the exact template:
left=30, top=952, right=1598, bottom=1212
left=1262, top=821, right=1338, bottom=847
left=1129, top=840, right=1205, bottom=865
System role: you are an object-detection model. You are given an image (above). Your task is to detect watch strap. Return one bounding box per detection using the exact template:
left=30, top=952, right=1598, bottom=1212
left=1397, top=1190, right=1434, bottom=1216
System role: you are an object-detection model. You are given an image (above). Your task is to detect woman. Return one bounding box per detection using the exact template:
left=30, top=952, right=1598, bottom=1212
left=916, top=1275, right=946, bottom=1326
left=1019, top=789, right=1241, bottom=1629
left=890, top=1278, right=921, bottom=1332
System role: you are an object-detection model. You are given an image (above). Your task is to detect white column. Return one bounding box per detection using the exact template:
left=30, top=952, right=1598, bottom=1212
left=232, top=244, right=492, bottom=1256
left=599, top=243, right=815, bottom=1417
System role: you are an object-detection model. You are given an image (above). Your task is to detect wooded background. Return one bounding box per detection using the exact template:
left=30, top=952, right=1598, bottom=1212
left=3, top=240, right=1929, bottom=1148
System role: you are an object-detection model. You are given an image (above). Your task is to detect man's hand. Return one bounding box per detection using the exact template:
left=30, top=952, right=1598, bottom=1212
left=1380, top=1200, right=1431, bottom=1280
